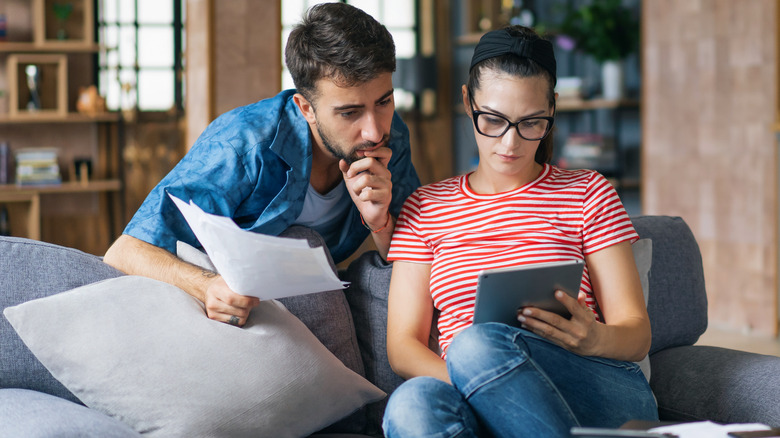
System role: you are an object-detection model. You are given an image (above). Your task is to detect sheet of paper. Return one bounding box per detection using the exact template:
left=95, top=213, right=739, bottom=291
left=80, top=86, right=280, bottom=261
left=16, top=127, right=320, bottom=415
left=649, top=421, right=771, bottom=438
left=169, top=193, right=348, bottom=299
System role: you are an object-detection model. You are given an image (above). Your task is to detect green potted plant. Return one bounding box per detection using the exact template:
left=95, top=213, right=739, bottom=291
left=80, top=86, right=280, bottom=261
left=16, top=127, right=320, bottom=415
left=52, top=1, right=74, bottom=40
left=560, top=0, right=639, bottom=99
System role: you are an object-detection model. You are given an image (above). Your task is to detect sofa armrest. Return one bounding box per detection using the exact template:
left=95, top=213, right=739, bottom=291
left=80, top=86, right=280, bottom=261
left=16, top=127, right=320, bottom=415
left=0, top=236, right=123, bottom=403
left=649, top=345, right=780, bottom=426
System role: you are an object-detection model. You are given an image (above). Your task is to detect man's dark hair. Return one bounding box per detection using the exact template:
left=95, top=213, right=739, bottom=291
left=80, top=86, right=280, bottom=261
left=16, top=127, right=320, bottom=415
left=285, top=3, right=396, bottom=102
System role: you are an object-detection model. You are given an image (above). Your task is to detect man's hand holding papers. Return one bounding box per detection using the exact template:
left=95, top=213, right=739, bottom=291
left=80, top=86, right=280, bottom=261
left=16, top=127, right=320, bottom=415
left=169, top=193, right=349, bottom=302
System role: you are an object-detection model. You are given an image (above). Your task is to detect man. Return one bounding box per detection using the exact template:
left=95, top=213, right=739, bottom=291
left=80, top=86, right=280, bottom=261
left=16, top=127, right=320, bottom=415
left=103, top=3, right=420, bottom=328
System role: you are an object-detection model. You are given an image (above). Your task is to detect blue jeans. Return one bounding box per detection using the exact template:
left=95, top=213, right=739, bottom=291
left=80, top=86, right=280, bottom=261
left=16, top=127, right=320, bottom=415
left=383, top=323, right=658, bottom=438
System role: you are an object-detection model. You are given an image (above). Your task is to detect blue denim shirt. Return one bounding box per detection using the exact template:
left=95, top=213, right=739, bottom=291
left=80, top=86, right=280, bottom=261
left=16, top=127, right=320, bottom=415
left=124, top=89, right=421, bottom=264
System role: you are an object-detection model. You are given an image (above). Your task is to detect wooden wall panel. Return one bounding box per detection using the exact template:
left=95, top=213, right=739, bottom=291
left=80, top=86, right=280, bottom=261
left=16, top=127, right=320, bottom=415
left=642, top=0, right=778, bottom=336
left=185, top=0, right=280, bottom=149
left=213, top=0, right=281, bottom=118
left=184, top=0, right=213, bottom=152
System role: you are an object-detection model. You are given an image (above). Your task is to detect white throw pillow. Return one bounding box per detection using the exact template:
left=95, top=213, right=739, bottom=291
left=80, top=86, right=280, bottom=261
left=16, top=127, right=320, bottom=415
left=3, top=276, right=384, bottom=438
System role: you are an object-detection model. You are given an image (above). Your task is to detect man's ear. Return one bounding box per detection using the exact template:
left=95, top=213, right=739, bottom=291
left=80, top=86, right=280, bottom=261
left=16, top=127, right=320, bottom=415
left=293, top=93, right=317, bottom=124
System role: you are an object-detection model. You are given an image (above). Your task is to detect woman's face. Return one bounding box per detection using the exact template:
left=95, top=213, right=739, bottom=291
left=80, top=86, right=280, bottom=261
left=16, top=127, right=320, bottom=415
left=462, top=71, right=553, bottom=186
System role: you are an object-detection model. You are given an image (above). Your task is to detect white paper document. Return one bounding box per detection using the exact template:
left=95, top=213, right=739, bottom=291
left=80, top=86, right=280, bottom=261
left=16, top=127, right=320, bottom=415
left=169, top=193, right=348, bottom=299
left=649, top=421, right=772, bottom=438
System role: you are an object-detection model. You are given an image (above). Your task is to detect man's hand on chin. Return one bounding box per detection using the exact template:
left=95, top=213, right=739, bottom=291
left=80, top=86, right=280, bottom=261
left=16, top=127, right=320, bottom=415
left=340, top=146, right=393, bottom=229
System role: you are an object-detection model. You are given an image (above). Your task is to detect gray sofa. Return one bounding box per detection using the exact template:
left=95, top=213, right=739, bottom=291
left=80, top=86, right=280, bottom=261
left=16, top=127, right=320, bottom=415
left=1, top=216, right=779, bottom=437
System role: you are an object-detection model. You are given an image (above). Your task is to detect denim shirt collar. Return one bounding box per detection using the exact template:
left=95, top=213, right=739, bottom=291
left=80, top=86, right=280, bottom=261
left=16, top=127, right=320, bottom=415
left=254, top=94, right=314, bottom=236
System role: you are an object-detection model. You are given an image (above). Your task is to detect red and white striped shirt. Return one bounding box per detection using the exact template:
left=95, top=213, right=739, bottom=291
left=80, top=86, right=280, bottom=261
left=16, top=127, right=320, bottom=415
left=387, top=164, right=638, bottom=355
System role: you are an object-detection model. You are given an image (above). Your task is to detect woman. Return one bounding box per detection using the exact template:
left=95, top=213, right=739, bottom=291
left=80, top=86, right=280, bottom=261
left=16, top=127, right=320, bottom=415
left=383, top=25, right=658, bottom=437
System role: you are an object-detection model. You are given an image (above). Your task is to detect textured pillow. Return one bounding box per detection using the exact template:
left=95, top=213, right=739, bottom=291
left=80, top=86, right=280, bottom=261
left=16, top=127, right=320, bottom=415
left=177, top=225, right=370, bottom=434
left=3, top=276, right=385, bottom=438
left=632, top=238, right=653, bottom=381
left=178, top=226, right=367, bottom=382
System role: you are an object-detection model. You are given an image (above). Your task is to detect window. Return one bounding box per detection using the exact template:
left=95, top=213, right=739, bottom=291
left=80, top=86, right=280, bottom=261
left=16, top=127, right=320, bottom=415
left=281, top=0, right=418, bottom=110
left=96, top=0, right=184, bottom=112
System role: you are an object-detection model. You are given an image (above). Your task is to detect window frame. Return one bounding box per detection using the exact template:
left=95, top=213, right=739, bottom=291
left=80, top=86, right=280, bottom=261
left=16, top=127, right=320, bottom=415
left=95, top=0, right=185, bottom=114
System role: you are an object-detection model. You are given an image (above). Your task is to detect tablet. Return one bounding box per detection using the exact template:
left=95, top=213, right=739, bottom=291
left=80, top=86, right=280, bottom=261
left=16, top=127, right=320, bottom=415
left=473, top=260, right=585, bottom=326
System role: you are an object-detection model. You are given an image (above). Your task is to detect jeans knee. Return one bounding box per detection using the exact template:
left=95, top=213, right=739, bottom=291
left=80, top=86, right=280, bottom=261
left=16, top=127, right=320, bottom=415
left=447, top=324, right=529, bottom=394
left=449, top=323, right=521, bottom=363
left=449, top=324, right=489, bottom=357
left=384, top=377, right=476, bottom=438
left=385, top=377, right=448, bottom=416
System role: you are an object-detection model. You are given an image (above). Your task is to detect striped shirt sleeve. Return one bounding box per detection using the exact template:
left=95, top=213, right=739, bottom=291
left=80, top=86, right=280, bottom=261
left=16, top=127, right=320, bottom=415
left=581, top=172, right=639, bottom=254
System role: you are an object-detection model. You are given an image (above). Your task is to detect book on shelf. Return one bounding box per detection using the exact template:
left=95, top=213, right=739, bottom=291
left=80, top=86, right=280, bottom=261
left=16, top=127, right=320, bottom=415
left=15, top=147, right=61, bottom=186
left=557, top=133, right=616, bottom=172
left=555, top=77, right=584, bottom=100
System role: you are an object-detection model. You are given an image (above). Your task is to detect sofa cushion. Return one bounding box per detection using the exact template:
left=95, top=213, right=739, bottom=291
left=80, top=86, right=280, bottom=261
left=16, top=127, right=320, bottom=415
left=650, top=345, right=780, bottom=426
left=0, top=236, right=123, bottom=403
left=4, top=275, right=385, bottom=438
left=631, top=216, right=708, bottom=354
left=0, top=388, right=141, bottom=438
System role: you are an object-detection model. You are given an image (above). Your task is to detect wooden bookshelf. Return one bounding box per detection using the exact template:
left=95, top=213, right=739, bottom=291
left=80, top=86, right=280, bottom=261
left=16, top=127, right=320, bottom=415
left=0, top=180, right=121, bottom=240
left=0, top=1, right=124, bottom=254
left=0, top=179, right=122, bottom=195
left=0, top=112, right=120, bottom=124
left=33, top=0, right=94, bottom=48
left=7, top=53, right=68, bottom=118
left=0, top=42, right=101, bottom=53
left=556, top=98, right=640, bottom=112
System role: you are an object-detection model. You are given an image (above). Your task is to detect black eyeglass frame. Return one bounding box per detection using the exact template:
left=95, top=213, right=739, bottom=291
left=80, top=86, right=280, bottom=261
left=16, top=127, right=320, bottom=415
left=469, top=100, right=555, bottom=141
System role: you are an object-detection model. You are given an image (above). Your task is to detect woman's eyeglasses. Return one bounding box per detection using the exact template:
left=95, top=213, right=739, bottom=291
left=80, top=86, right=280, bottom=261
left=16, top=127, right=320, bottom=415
left=470, top=101, right=554, bottom=141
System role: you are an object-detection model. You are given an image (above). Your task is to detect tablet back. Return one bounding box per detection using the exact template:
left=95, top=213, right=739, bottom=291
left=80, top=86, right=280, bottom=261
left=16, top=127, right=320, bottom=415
left=473, top=261, right=585, bottom=326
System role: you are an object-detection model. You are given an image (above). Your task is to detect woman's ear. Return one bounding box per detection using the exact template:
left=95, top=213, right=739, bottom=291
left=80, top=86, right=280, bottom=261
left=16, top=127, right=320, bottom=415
left=293, top=93, right=317, bottom=124
left=461, top=84, right=470, bottom=117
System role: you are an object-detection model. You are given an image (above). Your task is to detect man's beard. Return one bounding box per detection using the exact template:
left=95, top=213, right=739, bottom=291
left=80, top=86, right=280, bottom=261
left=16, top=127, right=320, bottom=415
left=317, top=123, right=389, bottom=165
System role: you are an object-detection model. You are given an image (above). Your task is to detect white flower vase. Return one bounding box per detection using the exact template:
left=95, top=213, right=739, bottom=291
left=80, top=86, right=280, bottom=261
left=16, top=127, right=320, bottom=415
left=601, top=60, right=624, bottom=100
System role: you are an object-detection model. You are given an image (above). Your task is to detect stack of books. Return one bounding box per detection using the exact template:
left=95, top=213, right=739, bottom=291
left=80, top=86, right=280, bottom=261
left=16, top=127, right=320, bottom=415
left=15, top=148, right=61, bottom=186
left=555, top=77, right=584, bottom=101
left=557, top=133, right=615, bottom=172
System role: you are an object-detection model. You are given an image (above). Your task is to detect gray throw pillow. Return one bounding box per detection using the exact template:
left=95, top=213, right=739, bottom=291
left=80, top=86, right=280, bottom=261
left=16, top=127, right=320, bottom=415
left=178, top=226, right=370, bottom=434
left=0, top=388, right=141, bottom=438
left=4, top=276, right=385, bottom=438
left=632, top=238, right=653, bottom=381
